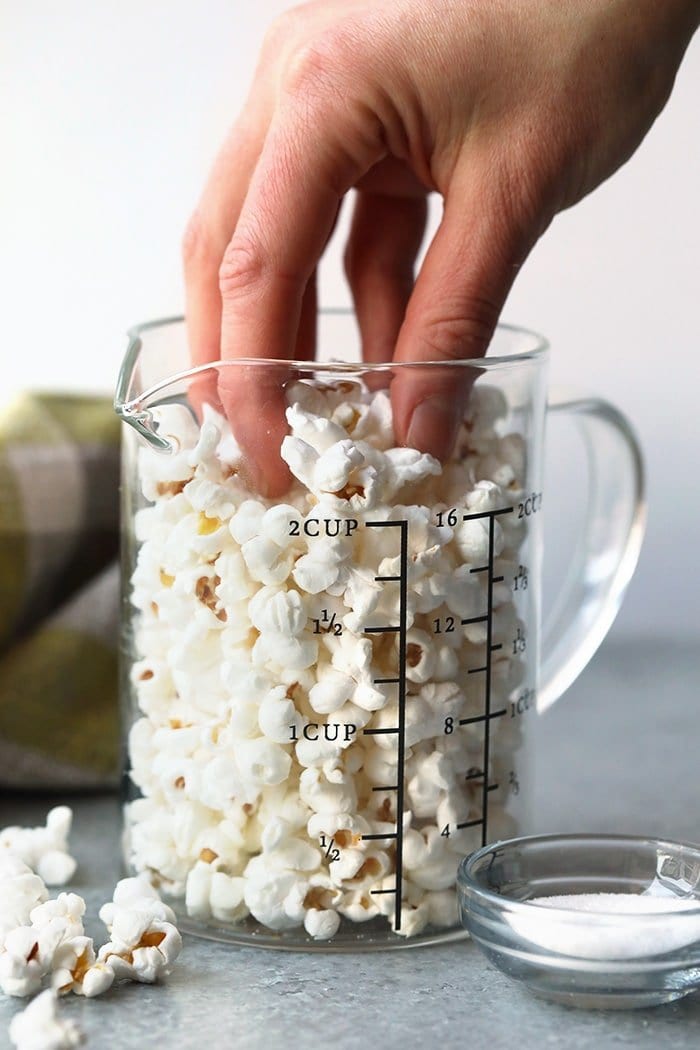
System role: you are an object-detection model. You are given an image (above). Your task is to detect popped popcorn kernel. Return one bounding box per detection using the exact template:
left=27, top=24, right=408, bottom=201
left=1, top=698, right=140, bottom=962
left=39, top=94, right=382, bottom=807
left=8, top=989, right=83, bottom=1050
left=197, top=512, right=223, bottom=535
left=124, top=380, right=530, bottom=942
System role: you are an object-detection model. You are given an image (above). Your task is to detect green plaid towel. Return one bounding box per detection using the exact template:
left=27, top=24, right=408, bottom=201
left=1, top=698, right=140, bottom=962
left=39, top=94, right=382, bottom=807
left=0, top=393, right=120, bottom=790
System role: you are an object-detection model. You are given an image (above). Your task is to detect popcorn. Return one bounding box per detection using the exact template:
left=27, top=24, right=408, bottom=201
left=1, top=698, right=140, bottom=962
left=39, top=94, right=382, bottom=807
left=98, top=874, right=171, bottom=929
left=258, top=686, right=304, bottom=744
left=28, top=895, right=87, bottom=970
left=8, top=988, right=83, bottom=1050
left=249, top=587, right=307, bottom=637
left=304, top=907, right=341, bottom=940
left=88, top=876, right=183, bottom=986
left=97, top=907, right=182, bottom=983
left=308, top=667, right=356, bottom=715
left=97, top=877, right=182, bottom=982
left=51, top=936, right=112, bottom=998
left=185, top=861, right=247, bottom=922
left=292, top=541, right=346, bottom=594
left=0, top=858, right=49, bottom=943
left=0, top=927, right=44, bottom=997
left=0, top=808, right=76, bottom=888
left=403, top=827, right=457, bottom=891
left=299, top=767, right=356, bottom=815
left=126, top=380, right=529, bottom=941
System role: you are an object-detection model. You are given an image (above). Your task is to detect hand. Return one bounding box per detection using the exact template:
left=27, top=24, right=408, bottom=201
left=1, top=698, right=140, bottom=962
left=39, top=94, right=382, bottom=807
left=183, top=0, right=699, bottom=494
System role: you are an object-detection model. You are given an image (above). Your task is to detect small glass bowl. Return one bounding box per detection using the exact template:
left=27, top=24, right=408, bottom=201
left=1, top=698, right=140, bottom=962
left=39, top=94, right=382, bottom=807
left=457, top=834, right=700, bottom=1009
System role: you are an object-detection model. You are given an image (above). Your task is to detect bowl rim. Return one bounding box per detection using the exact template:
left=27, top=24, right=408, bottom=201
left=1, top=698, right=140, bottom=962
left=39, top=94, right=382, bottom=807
left=458, top=832, right=700, bottom=920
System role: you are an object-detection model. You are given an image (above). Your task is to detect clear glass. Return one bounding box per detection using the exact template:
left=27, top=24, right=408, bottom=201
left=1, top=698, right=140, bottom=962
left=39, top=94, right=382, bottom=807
left=457, top=833, right=700, bottom=1008
left=114, top=313, right=644, bottom=949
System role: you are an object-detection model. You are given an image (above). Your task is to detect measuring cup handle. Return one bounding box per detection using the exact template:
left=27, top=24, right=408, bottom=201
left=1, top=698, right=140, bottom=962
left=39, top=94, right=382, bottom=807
left=538, top=393, right=646, bottom=711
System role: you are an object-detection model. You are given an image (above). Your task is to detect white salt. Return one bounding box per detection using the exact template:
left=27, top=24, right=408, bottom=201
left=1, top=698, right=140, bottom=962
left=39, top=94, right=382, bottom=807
left=507, top=892, right=700, bottom=960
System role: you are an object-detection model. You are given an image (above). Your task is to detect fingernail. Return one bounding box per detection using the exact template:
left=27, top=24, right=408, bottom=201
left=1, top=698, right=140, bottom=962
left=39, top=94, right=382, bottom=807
left=406, top=396, right=462, bottom=459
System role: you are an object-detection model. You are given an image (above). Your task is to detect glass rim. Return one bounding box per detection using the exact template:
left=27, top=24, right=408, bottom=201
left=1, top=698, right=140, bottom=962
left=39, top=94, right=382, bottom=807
left=116, top=312, right=549, bottom=414
left=458, top=833, right=700, bottom=920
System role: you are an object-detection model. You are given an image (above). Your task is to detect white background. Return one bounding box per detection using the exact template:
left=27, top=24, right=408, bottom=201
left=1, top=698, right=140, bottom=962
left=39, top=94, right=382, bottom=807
left=2, top=1, right=699, bottom=642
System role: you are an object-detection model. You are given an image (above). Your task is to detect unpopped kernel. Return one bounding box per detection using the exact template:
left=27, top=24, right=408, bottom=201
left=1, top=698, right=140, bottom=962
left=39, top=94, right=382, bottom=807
left=124, top=381, right=528, bottom=939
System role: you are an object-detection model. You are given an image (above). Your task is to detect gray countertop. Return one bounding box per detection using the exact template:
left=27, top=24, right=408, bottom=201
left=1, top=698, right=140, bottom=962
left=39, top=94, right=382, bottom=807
left=1, top=637, right=698, bottom=1050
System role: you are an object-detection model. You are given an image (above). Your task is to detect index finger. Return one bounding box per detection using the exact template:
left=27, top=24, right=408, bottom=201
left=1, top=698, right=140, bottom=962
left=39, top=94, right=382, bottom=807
left=216, top=94, right=384, bottom=496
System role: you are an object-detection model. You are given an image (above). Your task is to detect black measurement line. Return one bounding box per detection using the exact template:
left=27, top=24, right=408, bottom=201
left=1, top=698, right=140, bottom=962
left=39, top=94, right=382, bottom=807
left=374, top=676, right=400, bottom=685
left=463, top=508, right=514, bottom=521
left=470, top=565, right=489, bottom=574
left=465, top=769, right=485, bottom=781
left=468, top=665, right=488, bottom=675
left=372, top=784, right=399, bottom=792
left=362, top=832, right=398, bottom=841
left=364, top=518, right=409, bottom=932
left=464, top=775, right=500, bottom=792
left=371, top=888, right=397, bottom=895
left=395, top=520, right=408, bottom=931
left=375, top=575, right=401, bottom=582
left=459, top=709, right=506, bottom=726
left=492, top=575, right=504, bottom=583
left=490, top=643, right=503, bottom=652
left=457, top=818, right=484, bottom=830
left=481, top=513, right=496, bottom=847
left=461, top=615, right=488, bottom=625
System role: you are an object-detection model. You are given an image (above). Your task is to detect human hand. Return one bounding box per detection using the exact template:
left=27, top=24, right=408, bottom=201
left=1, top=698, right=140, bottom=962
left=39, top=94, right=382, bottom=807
left=183, top=0, right=699, bottom=494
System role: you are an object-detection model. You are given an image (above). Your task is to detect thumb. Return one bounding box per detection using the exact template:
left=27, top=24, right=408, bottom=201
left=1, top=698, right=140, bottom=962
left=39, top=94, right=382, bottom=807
left=391, top=165, right=538, bottom=458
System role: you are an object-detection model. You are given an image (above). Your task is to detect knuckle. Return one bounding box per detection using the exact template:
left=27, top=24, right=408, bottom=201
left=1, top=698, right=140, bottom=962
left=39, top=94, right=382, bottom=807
left=413, top=305, right=498, bottom=362
left=283, top=25, right=354, bottom=99
left=218, top=236, right=265, bottom=299
left=262, top=5, right=304, bottom=53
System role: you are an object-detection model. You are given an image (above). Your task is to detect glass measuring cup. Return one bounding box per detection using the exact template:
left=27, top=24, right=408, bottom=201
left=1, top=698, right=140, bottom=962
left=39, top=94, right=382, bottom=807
left=115, top=313, right=644, bottom=949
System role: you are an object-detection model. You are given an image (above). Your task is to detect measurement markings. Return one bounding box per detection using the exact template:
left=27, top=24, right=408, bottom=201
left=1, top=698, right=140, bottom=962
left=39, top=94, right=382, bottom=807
left=362, top=833, right=398, bottom=841
left=365, top=518, right=409, bottom=931
left=375, top=575, right=401, bottom=582
left=363, top=726, right=399, bottom=736
left=372, top=784, right=399, bottom=792
left=371, top=888, right=397, bottom=895
left=374, top=676, right=400, bottom=684
left=463, top=508, right=514, bottom=521
left=459, top=709, right=506, bottom=726
left=452, top=504, right=515, bottom=847
left=481, top=513, right=497, bottom=847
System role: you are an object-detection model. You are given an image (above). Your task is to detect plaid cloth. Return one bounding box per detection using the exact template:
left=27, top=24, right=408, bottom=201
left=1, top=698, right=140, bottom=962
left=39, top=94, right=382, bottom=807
left=0, top=393, right=120, bottom=790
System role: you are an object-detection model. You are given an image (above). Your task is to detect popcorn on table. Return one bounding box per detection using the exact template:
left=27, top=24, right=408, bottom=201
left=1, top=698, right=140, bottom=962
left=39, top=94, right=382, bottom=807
left=8, top=989, right=83, bottom=1050
left=0, top=808, right=77, bottom=888
left=0, top=815, right=184, bottom=1050
left=125, top=380, right=528, bottom=939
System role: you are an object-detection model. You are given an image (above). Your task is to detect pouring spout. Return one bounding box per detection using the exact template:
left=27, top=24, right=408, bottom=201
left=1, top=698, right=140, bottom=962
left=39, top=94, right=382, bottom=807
left=115, top=400, right=174, bottom=452
left=114, top=326, right=179, bottom=452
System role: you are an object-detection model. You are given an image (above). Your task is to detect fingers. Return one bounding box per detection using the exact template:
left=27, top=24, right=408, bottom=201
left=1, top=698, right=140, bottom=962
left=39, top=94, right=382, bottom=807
left=295, top=269, right=318, bottom=362
left=391, top=164, right=536, bottom=459
left=216, top=99, right=384, bottom=495
left=182, top=115, right=269, bottom=423
left=183, top=114, right=268, bottom=370
left=344, top=191, right=427, bottom=365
